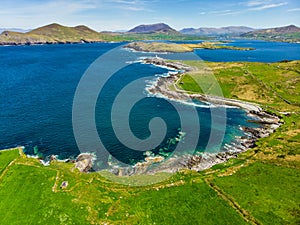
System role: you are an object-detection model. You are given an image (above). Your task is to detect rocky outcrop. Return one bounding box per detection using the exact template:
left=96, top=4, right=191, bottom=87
left=143, top=57, right=193, bottom=71
left=111, top=156, right=165, bottom=176
left=75, top=153, right=95, bottom=172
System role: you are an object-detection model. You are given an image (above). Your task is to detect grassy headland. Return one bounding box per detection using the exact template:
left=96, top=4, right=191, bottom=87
left=125, top=41, right=254, bottom=53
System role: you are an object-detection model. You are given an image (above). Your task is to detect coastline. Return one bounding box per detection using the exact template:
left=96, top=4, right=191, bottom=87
left=0, top=57, right=283, bottom=176
left=0, top=40, right=107, bottom=46
left=120, top=57, right=282, bottom=174
left=124, top=41, right=255, bottom=53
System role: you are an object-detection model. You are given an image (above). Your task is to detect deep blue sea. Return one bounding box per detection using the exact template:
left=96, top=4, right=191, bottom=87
left=0, top=40, right=299, bottom=167
left=195, top=39, right=300, bottom=62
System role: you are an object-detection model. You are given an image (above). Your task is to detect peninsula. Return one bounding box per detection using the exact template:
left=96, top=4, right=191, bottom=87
left=124, top=41, right=255, bottom=53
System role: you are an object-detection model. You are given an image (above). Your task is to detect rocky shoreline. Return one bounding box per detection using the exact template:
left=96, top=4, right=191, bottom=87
left=21, top=57, right=282, bottom=176
left=64, top=57, right=282, bottom=176
left=107, top=57, right=281, bottom=175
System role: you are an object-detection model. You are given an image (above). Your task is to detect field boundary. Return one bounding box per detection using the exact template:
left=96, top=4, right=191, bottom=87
left=205, top=177, right=262, bottom=225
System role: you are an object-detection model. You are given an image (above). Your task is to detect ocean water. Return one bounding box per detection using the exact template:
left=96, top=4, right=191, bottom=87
left=0, top=41, right=298, bottom=166
left=194, top=39, right=300, bottom=62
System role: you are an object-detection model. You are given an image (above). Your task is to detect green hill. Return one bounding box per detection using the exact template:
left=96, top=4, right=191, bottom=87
left=0, top=23, right=105, bottom=45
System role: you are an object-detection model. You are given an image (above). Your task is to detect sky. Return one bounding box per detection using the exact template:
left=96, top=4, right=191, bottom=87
left=0, top=0, right=299, bottom=31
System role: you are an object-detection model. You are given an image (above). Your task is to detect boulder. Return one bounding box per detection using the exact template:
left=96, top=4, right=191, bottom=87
left=75, top=153, right=94, bottom=172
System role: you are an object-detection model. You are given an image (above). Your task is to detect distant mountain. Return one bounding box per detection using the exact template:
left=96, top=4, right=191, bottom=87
left=0, top=28, right=30, bottom=33
left=241, top=25, right=300, bottom=39
left=0, top=23, right=105, bottom=45
left=180, top=26, right=256, bottom=36
left=128, top=23, right=179, bottom=34
left=241, top=25, right=300, bottom=37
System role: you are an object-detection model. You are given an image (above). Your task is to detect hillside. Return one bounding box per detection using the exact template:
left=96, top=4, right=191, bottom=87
left=128, top=23, right=179, bottom=34
left=241, top=25, right=300, bottom=42
left=180, top=26, right=255, bottom=36
left=0, top=23, right=105, bottom=45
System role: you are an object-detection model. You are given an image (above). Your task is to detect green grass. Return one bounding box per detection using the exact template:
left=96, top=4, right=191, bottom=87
left=0, top=152, right=249, bottom=225
left=178, top=74, right=204, bottom=93
left=0, top=164, right=89, bottom=225
left=178, top=61, right=300, bottom=111
left=213, top=162, right=300, bottom=225
left=0, top=146, right=299, bottom=224
left=110, top=182, right=248, bottom=224
left=0, top=148, right=19, bottom=174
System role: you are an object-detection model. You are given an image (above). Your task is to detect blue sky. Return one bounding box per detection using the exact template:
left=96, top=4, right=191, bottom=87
left=1, top=0, right=299, bottom=31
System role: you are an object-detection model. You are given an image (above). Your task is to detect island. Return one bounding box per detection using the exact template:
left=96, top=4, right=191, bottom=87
left=124, top=41, right=255, bottom=53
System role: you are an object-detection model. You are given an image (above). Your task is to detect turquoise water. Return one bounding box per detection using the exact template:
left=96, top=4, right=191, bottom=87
left=0, top=41, right=298, bottom=166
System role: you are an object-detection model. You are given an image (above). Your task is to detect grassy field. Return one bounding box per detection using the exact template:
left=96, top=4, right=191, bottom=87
left=178, top=60, right=300, bottom=111
left=0, top=151, right=248, bottom=224
left=212, top=162, right=300, bottom=225
left=0, top=60, right=299, bottom=224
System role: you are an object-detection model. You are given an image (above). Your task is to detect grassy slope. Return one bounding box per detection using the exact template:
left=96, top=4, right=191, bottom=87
left=0, top=149, right=19, bottom=174
left=179, top=60, right=300, bottom=156
left=213, top=162, right=300, bottom=225
left=179, top=61, right=300, bottom=110
left=0, top=61, right=299, bottom=224
left=0, top=23, right=104, bottom=44
left=0, top=152, right=247, bottom=225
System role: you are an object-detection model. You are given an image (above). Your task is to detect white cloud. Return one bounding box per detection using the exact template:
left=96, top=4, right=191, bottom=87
left=211, top=10, right=231, bottom=14
left=109, top=0, right=138, bottom=4
left=218, top=11, right=242, bottom=16
left=109, top=0, right=153, bottom=12
left=249, top=2, right=288, bottom=10
left=120, top=6, right=147, bottom=11
left=246, top=0, right=268, bottom=7
left=287, top=7, right=300, bottom=12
